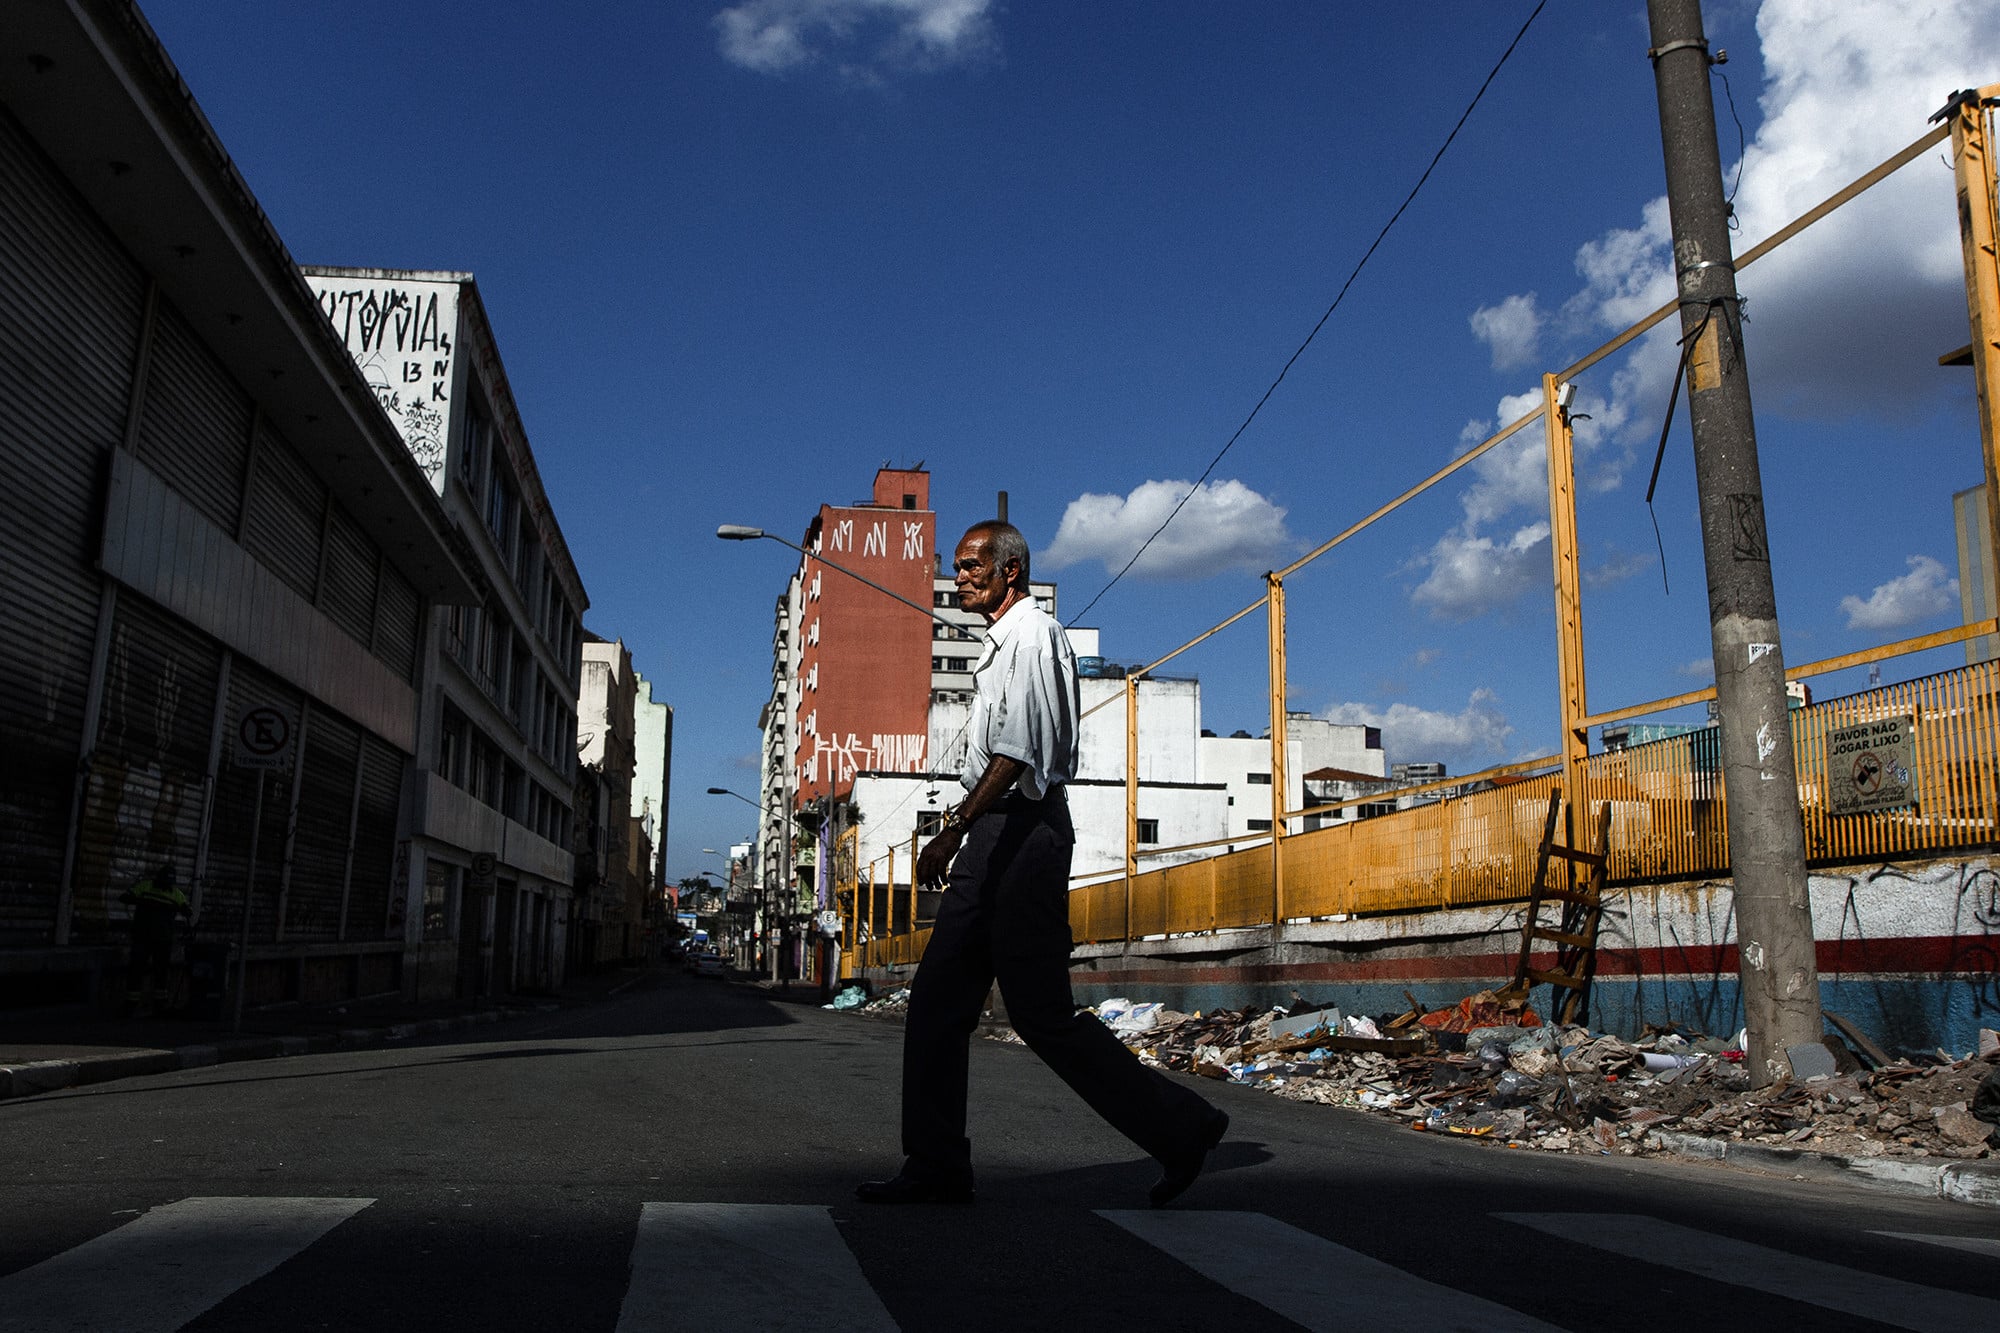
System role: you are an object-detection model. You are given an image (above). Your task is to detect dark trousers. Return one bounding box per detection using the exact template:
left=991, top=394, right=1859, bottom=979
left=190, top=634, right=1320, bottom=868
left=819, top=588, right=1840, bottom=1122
left=126, top=904, right=176, bottom=1000
left=900, top=789, right=1217, bottom=1178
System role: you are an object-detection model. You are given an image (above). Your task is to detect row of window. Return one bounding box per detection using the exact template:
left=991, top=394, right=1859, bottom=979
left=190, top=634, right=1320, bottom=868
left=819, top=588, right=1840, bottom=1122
left=931, top=656, right=973, bottom=673
left=461, top=397, right=582, bottom=669
left=443, top=602, right=577, bottom=776
left=438, top=702, right=573, bottom=848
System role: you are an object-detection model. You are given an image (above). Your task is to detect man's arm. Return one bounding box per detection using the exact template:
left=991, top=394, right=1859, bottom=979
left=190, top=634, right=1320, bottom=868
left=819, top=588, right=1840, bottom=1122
left=915, top=754, right=1026, bottom=887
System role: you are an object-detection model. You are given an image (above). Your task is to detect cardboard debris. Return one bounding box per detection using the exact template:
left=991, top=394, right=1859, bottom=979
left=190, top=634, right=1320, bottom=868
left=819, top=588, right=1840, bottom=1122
left=835, top=987, right=1998, bottom=1161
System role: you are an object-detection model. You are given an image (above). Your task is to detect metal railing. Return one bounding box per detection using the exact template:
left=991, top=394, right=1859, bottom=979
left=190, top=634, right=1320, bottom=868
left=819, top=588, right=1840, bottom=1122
left=837, top=86, right=2000, bottom=974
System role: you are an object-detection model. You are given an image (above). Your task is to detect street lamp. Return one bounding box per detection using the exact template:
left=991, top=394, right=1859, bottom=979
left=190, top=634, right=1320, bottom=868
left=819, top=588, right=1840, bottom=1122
left=720, top=521, right=965, bottom=996
left=708, top=786, right=792, bottom=984
left=716, top=524, right=963, bottom=629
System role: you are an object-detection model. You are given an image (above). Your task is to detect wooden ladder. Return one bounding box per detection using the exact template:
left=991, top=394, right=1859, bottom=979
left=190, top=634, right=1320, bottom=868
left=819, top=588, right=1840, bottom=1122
left=1504, top=790, right=1611, bottom=1026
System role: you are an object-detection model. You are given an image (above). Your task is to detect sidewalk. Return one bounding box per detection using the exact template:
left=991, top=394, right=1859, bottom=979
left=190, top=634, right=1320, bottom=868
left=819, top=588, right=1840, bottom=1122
left=0, top=963, right=657, bottom=1101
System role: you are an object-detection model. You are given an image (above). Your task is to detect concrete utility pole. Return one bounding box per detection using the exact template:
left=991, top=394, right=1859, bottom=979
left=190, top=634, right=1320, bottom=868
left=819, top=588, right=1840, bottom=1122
left=1646, top=0, right=1821, bottom=1085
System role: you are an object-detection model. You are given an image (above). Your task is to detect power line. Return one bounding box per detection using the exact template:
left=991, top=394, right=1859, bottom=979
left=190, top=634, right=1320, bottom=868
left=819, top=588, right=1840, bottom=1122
left=1065, top=0, right=1551, bottom=628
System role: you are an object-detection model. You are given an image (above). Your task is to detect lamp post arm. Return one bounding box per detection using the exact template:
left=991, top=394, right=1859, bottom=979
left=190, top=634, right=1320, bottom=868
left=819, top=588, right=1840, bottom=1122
left=717, top=526, right=961, bottom=630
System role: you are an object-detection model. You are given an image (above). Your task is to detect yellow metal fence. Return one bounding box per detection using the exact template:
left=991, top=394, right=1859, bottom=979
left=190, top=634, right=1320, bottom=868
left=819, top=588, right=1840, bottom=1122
left=847, top=660, right=2000, bottom=969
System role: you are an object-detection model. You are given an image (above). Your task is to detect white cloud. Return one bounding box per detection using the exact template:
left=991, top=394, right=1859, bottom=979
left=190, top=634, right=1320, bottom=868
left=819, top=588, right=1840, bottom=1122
left=1839, top=555, right=1959, bottom=630
left=1676, top=657, right=1715, bottom=680
left=1321, top=688, right=1514, bottom=768
left=1410, top=521, right=1548, bottom=620
left=1469, top=293, right=1544, bottom=371
left=1492, top=0, right=1995, bottom=425
left=713, top=0, right=997, bottom=80
left=1583, top=547, right=1654, bottom=589
left=1042, top=478, right=1296, bottom=579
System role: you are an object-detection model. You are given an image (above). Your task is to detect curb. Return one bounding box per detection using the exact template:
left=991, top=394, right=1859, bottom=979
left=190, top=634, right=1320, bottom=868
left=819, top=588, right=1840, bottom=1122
left=1654, top=1130, right=2000, bottom=1208
left=0, top=1001, right=563, bottom=1102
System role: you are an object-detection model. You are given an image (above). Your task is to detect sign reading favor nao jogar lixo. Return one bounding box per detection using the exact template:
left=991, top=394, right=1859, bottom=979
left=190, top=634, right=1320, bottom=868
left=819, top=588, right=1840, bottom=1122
left=1826, top=713, right=1916, bottom=816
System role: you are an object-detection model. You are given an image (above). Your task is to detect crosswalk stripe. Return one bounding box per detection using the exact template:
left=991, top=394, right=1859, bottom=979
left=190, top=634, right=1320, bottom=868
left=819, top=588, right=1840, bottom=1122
left=1498, top=1212, right=2000, bottom=1330
left=0, top=1195, right=372, bottom=1333
left=1871, top=1231, right=2000, bottom=1259
left=616, top=1204, right=897, bottom=1333
left=1097, top=1210, right=1562, bottom=1333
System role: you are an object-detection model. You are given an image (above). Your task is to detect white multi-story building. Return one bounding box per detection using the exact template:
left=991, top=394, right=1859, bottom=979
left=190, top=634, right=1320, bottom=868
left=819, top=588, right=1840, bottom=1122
left=303, top=268, right=587, bottom=1000
left=1198, top=713, right=1388, bottom=840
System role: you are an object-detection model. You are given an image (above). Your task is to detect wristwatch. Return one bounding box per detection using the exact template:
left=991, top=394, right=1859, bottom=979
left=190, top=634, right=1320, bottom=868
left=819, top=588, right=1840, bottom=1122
left=943, top=806, right=970, bottom=835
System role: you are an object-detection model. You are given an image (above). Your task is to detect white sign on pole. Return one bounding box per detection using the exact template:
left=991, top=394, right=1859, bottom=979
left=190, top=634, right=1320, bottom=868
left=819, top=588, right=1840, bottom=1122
left=232, top=706, right=296, bottom=772
left=1826, top=713, right=1916, bottom=816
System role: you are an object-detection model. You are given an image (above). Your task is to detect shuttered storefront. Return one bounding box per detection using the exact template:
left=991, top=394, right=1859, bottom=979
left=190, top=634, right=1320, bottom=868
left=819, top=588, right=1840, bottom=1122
left=284, top=703, right=359, bottom=941
left=348, top=737, right=406, bottom=938
left=203, top=663, right=301, bottom=946
left=71, top=595, right=223, bottom=943
left=318, top=506, right=378, bottom=647
left=0, top=104, right=146, bottom=943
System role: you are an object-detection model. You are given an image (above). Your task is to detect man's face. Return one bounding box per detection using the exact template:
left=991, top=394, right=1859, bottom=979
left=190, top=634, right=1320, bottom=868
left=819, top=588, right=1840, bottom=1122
left=953, top=531, right=1015, bottom=621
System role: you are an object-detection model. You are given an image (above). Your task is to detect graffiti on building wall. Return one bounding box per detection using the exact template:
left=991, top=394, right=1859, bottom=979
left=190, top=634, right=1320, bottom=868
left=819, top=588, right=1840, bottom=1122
left=816, top=516, right=929, bottom=564
left=303, top=277, right=459, bottom=495
left=800, top=731, right=927, bottom=786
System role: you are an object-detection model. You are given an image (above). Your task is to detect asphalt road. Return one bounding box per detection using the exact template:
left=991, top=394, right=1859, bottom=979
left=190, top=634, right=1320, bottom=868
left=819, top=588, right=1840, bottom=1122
left=3, top=969, right=1996, bottom=1332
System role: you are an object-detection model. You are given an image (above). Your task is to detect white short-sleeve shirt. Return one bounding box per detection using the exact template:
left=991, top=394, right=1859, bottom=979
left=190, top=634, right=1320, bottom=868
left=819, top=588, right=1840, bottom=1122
left=962, top=597, right=1080, bottom=800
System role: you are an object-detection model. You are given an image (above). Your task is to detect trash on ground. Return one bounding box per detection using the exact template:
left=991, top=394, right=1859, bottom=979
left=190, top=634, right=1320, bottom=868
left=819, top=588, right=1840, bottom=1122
left=833, top=980, right=1998, bottom=1160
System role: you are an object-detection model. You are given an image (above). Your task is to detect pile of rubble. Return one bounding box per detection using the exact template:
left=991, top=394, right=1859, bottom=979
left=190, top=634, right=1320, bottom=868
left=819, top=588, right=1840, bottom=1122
left=1094, top=991, right=1999, bottom=1160
left=836, top=984, right=1999, bottom=1160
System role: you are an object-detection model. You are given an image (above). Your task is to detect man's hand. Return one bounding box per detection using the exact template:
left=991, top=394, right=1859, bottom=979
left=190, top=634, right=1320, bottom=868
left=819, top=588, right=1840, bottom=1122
left=916, top=826, right=962, bottom=887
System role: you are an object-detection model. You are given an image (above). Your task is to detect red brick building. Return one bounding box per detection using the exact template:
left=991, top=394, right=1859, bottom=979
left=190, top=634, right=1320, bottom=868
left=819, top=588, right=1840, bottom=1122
left=794, top=468, right=937, bottom=804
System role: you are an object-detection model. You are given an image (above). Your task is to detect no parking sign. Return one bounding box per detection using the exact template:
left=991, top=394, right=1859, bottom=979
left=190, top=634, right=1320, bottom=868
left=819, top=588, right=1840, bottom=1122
left=232, top=706, right=296, bottom=773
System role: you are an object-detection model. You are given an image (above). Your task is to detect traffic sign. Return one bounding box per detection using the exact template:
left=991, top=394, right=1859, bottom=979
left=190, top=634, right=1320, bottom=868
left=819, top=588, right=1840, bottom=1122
left=232, top=705, right=296, bottom=772
left=469, top=852, right=498, bottom=892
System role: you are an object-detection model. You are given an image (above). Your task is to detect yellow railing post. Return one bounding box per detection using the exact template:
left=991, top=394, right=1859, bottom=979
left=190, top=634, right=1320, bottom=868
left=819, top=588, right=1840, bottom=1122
left=1544, top=372, right=1589, bottom=846
left=1124, top=673, right=1139, bottom=947
left=1950, top=87, right=2000, bottom=681
left=1266, top=572, right=1288, bottom=925
left=909, top=827, right=919, bottom=939
left=884, top=847, right=894, bottom=946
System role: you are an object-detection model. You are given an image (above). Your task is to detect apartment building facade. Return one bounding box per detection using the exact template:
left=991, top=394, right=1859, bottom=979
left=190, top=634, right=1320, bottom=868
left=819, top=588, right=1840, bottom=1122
left=302, top=267, right=587, bottom=1000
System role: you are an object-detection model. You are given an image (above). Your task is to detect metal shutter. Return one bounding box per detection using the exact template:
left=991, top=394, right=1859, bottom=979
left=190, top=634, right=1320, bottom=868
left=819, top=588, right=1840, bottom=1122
left=204, top=663, right=300, bottom=946
left=133, top=298, right=251, bottom=535
left=0, top=104, right=145, bottom=942
left=239, top=422, right=325, bottom=600
left=283, top=703, right=359, bottom=942
left=372, top=563, right=421, bottom=684
left=347, top=735, right=405, bottom=939
left=70, top=595, right=224, bottom=943
left=317, top=506, right=377, bottom=647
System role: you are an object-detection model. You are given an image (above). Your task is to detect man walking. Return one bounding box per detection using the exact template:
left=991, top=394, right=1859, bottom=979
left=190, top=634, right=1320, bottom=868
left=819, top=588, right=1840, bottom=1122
left=857, top=520, right=1228, bottom=1207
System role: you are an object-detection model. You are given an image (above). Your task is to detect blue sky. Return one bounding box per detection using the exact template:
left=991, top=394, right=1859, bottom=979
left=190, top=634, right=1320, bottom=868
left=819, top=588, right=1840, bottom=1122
left=138, top=0, right=1998, bottom=880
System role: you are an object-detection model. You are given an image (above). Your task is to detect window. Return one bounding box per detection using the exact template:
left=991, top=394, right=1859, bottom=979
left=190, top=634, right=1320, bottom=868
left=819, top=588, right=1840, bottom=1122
left=477, top=603, right=503, bottom=691
left=460, top=399, right=490, bottom=496
left=486, top=465, right=517, bottom=552
left=1247, top=772, right=1272, bottom=785
left=502, top=761, right=524, bottom=822
left=1248, top=819, right=1273, bottom=833
left=439, top=707, right=467, bottom=785
left=1136, top=819, right=1159, bottom=845
left=902, top=493, right=916, bottom=510
left=423, top=861, right=455, bottom=940
left=509, top=636, right=531, bottom=719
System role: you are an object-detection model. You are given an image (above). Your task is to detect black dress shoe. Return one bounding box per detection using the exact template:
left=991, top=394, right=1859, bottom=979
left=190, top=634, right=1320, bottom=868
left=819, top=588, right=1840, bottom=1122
left=855, top=1172, right=975, bottom=1205
left=1150, top=1109, right=1229, bottom=1208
